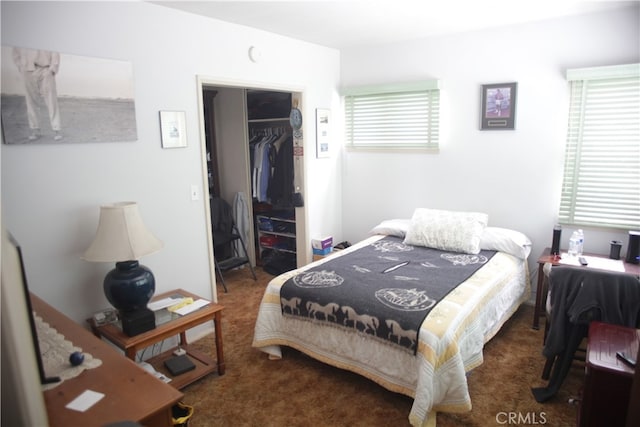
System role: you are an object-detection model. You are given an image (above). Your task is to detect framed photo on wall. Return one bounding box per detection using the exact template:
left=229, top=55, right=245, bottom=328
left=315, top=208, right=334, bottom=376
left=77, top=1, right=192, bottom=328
left=480, top=82, right=517, bottom=130
left=315, top=108, right=330, bottom=158
left=159, top=110, right=187, bottom=148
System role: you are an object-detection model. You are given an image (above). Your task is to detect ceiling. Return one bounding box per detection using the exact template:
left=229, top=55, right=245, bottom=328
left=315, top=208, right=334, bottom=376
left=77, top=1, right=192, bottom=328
left=150, top=0, right=635, bottom=49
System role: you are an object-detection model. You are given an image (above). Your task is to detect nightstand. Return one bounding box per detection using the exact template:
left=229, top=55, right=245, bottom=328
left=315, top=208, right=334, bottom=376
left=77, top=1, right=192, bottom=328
left=532, top=248, right=640, bottom=329
left=578, top=322, right=639, bottom=427
left=312, top=248, right=343, bottom=262
left=88, top=288, right=225, bottom=389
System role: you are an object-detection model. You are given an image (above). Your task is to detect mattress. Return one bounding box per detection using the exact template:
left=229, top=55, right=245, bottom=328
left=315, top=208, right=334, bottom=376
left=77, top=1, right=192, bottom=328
left=252, top=235, right=530, bottom=426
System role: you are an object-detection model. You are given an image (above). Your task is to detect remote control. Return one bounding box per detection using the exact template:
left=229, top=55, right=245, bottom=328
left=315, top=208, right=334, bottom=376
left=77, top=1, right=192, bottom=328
left=616, top=351, right=637, bottom=368
left=578, top=256, right=588, bottom=266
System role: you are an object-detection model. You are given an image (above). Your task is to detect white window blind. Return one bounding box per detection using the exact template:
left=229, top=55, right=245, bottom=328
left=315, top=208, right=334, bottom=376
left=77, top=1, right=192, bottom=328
left=559, top=64, right=640, bottom=230
left=344, top=81, right=440, bottom=151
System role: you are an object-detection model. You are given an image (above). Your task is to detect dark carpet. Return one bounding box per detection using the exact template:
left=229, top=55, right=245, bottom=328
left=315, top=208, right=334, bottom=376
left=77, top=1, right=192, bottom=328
left=184, top=267, right=583, bottom=426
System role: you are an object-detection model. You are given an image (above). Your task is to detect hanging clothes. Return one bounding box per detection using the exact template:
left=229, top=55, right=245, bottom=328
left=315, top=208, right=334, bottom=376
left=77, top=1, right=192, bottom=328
left=268, top=135, right=294, bottom=207
left=249, top=128, right=291, bottom=205
left=250, top=132, right=274, bottom=201
left=257, top=138, right=272, bottom=202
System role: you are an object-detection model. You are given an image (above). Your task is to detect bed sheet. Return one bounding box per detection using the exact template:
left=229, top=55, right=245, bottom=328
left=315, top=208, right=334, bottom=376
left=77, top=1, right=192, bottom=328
left=252, top=235, right=530, bottom=427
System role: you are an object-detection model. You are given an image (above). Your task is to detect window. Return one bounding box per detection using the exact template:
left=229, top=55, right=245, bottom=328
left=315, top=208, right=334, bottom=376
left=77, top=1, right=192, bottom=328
left=559, top=64, right=640, bottom=230
left=344, top=81, right=440, bottom=151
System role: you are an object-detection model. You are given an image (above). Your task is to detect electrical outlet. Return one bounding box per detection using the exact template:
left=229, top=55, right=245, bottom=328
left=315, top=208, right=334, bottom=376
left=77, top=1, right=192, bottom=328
left=190, top=184, right=199, bottom=201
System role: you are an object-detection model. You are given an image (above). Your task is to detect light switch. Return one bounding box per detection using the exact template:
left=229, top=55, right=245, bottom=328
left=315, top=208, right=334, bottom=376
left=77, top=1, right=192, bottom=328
left=191, top=185, right=199, bottom=201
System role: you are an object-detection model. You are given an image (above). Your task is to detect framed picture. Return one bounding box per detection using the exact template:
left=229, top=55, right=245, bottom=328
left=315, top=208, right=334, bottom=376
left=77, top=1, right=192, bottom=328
left=315, top=108, right=330, bottom=158
left=480, top=82, right=517, bottom=130
left=1, top=45, right=137, bottom=144
left=159, top=110, right=187, bottom=148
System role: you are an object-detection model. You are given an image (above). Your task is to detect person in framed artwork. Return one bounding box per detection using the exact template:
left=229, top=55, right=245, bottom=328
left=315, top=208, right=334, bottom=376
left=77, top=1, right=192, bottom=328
left=493, top=88, right=505, bottom=116
left=11, top=47, right=63, bottom=141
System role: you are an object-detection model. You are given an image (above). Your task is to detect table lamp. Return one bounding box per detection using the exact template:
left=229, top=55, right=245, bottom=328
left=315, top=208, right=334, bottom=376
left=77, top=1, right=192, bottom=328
left=83, top=202, right=163, bottom=335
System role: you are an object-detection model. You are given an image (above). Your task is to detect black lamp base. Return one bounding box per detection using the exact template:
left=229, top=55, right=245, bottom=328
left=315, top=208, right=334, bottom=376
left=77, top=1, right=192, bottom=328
left=104, top=260, right=155, bottom=312
left=121, top=308, right=156, bottom=336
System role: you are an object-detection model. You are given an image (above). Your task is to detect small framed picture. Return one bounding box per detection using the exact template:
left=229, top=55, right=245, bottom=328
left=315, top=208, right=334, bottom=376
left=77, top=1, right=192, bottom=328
left=93, top=308, right=118, bottom=326
left=315, top=108, right=330, bottom=158
left=480, top=82, right=517, bottom=130
left=159, top=110, right=187, bottom=148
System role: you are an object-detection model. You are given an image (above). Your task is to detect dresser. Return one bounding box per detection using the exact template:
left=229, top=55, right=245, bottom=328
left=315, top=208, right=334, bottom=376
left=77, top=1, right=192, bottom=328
left=32, top=294, right=183, bottom=427
left=578, top=321, right=639, bottom=427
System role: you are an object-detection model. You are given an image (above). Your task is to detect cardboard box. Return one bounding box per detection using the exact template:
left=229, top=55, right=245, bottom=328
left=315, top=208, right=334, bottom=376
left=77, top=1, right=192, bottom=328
left=312, top=247, right=332, bottom=256
left=312, top=236, right=333, bottom=250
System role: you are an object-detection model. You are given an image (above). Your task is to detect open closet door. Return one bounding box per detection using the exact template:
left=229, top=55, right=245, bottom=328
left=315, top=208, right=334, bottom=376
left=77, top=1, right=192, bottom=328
left=290, top=92, right=308, bottom=270
left=197, top=77, right=310, bottom=298
left=203, top=89, right=220, bottom=198
left=208, top=87, right=255, bottom=266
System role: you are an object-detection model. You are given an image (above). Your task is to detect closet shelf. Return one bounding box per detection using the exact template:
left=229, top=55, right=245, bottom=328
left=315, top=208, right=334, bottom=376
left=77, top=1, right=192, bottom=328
left=256, top=212, right=296, bottom=257
left=248, top=117, right=290, bottom=123
left=259, top=230, right=295, bottom=239
left=257, top=213, right=295, bottom=224
left=262, top=247, right=296, bottom=255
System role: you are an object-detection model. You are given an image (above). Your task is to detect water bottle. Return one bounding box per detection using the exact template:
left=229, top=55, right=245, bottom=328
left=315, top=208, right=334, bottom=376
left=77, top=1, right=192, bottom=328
left=568, top=231, right=579, bottom=257
left=576, top=229, right=584, bottom=255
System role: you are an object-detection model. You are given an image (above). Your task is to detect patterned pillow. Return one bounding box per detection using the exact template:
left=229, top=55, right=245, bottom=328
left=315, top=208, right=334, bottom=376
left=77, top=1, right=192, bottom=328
left=403, top=208, right=489, bottom=254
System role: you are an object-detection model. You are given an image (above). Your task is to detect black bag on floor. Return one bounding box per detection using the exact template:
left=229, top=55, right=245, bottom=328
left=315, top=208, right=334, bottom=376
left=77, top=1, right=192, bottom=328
left=262, top=249, right=297, bottom=275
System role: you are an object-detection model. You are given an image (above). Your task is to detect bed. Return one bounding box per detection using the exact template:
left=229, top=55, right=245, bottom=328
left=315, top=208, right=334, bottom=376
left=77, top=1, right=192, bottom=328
left=252, top=209, right=531, bottom=426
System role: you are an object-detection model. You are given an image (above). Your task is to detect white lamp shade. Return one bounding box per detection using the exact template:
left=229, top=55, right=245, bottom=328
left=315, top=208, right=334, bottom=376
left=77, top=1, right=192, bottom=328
left=83, top=202, right=163, bottom=262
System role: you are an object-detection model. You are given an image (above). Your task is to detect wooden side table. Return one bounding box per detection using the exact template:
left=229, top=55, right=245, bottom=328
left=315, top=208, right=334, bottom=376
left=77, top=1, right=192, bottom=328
left=578, top=322, right=639, bottom=427
left=312, top=248, right=342, bottom=262
left=88, top=289, right=225, bottom=390
left=532, top=248, right=640, bottom=329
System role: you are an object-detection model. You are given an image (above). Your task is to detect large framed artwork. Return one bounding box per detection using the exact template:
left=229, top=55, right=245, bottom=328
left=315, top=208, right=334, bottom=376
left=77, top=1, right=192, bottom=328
left=1, top=45, right=137, bottom=144
left=480, top=82, right=517, bottom=130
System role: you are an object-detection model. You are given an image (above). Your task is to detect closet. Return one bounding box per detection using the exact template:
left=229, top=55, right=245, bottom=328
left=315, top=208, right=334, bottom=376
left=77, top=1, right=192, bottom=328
left=202, top=85, right=303, bottom=276
left=247, top=90, right=297, bottom=274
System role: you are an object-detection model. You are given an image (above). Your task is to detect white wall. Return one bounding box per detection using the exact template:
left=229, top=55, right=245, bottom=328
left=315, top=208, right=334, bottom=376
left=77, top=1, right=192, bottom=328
left=1, top=1, right=341, bottom=324
left=340, top=5, right=640, bottom=283
left=2, top=1, right=637, bottom=326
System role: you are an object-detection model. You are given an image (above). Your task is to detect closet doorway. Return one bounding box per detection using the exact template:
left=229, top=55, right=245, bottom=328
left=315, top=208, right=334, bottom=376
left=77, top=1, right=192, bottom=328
left=196, top=76, right=308, bottom=297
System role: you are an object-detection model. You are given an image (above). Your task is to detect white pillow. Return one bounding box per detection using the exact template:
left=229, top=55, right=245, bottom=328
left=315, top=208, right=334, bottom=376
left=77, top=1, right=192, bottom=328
left=369, top=219, right=411, bottom=238
left=403, top=208, right=488, bottom=254
left=480, top=227, right=532, bottom=259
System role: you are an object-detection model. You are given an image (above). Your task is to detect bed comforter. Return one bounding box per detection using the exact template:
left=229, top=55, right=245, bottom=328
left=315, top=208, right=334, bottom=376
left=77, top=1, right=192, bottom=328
left=252, top=235, right=530, bottom=426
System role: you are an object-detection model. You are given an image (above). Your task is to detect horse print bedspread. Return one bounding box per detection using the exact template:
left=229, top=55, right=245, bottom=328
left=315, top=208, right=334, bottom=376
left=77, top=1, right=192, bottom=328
left=280, top=236, right=496, bottom=353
